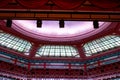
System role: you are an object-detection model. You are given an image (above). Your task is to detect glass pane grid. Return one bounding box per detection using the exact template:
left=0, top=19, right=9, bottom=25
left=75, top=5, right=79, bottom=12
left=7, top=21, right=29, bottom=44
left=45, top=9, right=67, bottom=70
left=36, top=45, right=80, bottom=58
left=0, top=32, right=32, bottom=54
left=84, top=35, right=120, bottom=56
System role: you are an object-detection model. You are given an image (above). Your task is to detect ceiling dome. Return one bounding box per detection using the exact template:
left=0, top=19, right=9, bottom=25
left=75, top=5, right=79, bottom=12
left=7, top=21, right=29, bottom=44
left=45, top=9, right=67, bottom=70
left=12, top=20, right=111, bottom=42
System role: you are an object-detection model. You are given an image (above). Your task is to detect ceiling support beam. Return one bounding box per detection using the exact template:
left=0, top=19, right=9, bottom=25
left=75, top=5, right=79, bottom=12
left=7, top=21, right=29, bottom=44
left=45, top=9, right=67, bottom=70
left=29, top=44, right=39, bottom=58
left=76, top=45, right=86, bottom=59
left=0, top=11, right=120, bottom=21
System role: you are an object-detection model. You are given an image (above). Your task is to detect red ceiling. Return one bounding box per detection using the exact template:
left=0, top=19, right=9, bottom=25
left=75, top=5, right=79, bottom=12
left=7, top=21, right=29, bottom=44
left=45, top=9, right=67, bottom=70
left=0, top=0, right=120, bottom=11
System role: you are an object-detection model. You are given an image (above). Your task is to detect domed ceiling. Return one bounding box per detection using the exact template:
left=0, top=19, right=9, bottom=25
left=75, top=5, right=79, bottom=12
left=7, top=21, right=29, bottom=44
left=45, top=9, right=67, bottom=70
left=12, top=20, right=111, bottom=41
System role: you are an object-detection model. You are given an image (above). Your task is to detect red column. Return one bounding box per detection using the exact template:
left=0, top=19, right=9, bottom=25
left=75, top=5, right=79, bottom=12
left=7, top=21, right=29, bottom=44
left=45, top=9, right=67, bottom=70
left=84, top=64, right=87, bottom=71
left=14, top=58, right=17, bottom=65
left=44, top=63, right=46, bottom=69
left=97, top=60, right=101, bottom=67
left=68, top=63, right=71, bottom=70
left=28, top=63, right=31, bottom=70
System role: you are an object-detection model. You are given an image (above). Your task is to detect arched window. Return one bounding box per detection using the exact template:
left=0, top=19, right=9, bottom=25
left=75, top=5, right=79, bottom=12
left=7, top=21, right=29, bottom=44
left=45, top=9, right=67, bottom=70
left=83, top=35, right=120, bottom=56
left=0, top=32, right=32, bottom=54
left=36, top=45, right=80, bottom=57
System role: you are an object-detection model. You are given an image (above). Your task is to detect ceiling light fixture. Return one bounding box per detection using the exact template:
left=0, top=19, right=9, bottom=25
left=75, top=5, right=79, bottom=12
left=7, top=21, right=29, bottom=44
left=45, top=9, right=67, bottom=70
left=59, top=20, right=64, bottom=28
left=37, top=20, right=42, bottom=28
left=6, top=19, right=12, bottom=27
left=93, top=20, right=99, bottom=29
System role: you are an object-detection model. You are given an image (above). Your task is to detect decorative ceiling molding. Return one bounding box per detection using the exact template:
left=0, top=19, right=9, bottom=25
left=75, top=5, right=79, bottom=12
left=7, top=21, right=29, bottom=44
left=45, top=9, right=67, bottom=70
left=0, top=11, right=120, bottom=21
